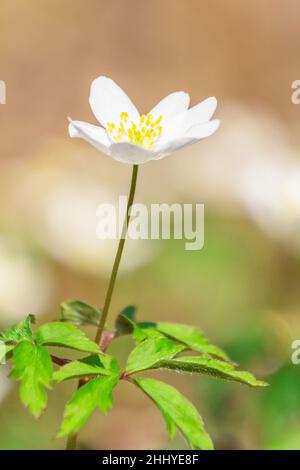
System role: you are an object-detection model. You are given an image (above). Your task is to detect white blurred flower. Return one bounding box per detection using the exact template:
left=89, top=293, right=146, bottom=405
left=0, top=237, right=54, bottom=325
left=3, top=144, right=158, bottom=276
left=239, top=162, right=300, bottom=249
left=36, top=178, right=158, bottom=276
left=168, top=103, right=297, bottom=212
left=69, top=76, right=219, bottom=164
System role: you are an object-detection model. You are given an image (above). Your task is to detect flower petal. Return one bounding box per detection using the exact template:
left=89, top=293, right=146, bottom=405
left=184, top=97, right=217, bottom=128
left=110, top=142, right=159, bottom=164
left=154, top=120, right=220, bottom=160
left=89, top=76, right=140, bottom=127
left=185, top=119, right=220, bottom=138
left=68, top=119, right=111, bottom=154
left=161, top=97, right=218, bottom=142
left=155, top=137, right=196, bottom=159
left=149, top=92, right=190, bottom=122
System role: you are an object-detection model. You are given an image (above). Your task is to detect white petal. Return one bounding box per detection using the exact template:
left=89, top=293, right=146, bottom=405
left=149, top=92, right=190, bottom=121
left=154, top=120, right=220, bottom=160
left=161, top=96, right=218, bottom=142
left=155, top=137, right=196, bottom=159
left=68, top=119, right=111, bottom=154
left=89, top=76, right=140, bottom=127
left=110, top=142, right=159, bottom=164
left=183, top=97, right=217, bottom=128
left=185, top=119, right=220, bottom=138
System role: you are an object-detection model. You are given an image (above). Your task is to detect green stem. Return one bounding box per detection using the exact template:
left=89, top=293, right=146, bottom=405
left=65, top=164, right=139, bottom=450
left=66, top=433, right=78, bottom=450
left=95, top=164, right=139, bottom=345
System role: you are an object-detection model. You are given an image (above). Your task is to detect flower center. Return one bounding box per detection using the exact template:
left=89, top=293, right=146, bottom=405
left=106, top=112, right=163, bottom=149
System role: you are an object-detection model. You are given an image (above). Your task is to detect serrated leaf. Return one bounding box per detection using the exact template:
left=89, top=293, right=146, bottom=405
left=54, top=354, right=111, bottom=383
left=11, top=341, right=53, bottom=418
left=0, top=315, right=35, bottom=344
left=161, top=409, right=177, bottom=440
left=60, top=300, right=101, bottom=326
left=58, top=374, right=119, bottom=436
left=134, top=377, right=213, bottom=450
left=156, top=356, right=268, bottom=387
left=98, top=353, right=120, bottom=374
left=115, top=305, right=137, bottom=335
left=132, top=325, right=165, bottom=342
left=5, top=344, right=14, bottom=354
left=126, top=337, right=185, bottom=374
left=138, top=322, right=230, bottom=361
left=35, top=322, right=99, bottom=353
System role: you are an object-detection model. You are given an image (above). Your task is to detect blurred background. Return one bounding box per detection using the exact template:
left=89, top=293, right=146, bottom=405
left=1, top=0, right=300, bottom=450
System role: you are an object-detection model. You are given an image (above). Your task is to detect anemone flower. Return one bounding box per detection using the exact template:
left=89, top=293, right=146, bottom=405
left=69, top=76, right=220, bottom=164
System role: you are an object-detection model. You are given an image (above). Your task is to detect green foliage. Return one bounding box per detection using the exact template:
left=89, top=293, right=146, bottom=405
left=54, top=354, right=111, bottom=383
left=35, top=322, right=99, bottom=353
left=1, top=307, right=267, bottom=450
left=11, top=341, right=53, bottom=418
left=60, top=300, right=101, bottom=326
left=59, top=372, right=120, bottom=436
left=126, top=337, right=185, bottom=374
left=115, top=305, right=137, bottom=335
left=138, top=322, right=230, bottom=361
left=5, top=344, right=15, bottom=354
left=134, top=377, right=213, bottom=450
left=133, top=325, right=166, bottom=342
left=0, top=315, right=35, bottom=344
left=115, top=311, right=229, bottom=361
left=153, top=356, right=268, bottom=387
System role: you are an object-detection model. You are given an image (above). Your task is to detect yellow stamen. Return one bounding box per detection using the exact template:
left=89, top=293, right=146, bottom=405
left=106, top=112, right=163, bottom=149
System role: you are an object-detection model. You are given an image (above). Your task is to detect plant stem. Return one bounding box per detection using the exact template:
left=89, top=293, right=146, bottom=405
left=51, top=355, right=71, bottom=366
left=65, top=433, right=78, bottom=450
left=65, top=164, right=139, bottom=450
left=95, top=164, right=139, bottom=345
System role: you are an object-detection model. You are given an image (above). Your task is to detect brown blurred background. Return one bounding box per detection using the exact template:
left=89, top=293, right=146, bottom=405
left=1, top=0, right=300, bottom=450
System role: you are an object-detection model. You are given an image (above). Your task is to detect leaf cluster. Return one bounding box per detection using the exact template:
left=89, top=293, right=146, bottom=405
left=0, top=301, right=267, bottom=449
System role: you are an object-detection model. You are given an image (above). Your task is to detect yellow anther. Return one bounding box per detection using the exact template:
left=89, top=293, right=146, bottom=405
left=106, top=112, right=163, bottom=149
left=120, top=111, right=129, bottom=122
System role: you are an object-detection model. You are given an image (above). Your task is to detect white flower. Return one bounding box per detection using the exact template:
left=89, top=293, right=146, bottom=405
left=68, top=76, right=220, bottom=164
left=240, top=162, right=300, bottom=250
left=0, top=237, right=55, bottom=325
left=37, top=178, right=158, bottom=276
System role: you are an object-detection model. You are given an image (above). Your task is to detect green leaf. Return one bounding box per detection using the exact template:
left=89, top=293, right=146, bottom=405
left=35, top=322, right=99, bottom=353
left=134, top=377, right=213, bottom=450
left=59, top=375, right=119, bottom=436
left=139, top=322, right=230, bottom=361
left=161, top=409, right=177, bottom=440
left=60, top=300, right=101, bottom=326
left=98, top=353, right=120, bottom=375
left=132, top=325, right=165, bottom=342
left=54, top=354, right=111, bottom=383
left=11, top=341, right=53, bottom=418
left=126, top=337, right=185, bottom=374
left=5, top=344, right=15, bottom=354
left=155, top=356, right=268, bottom=387
left=0, top=343, right=5, bottom=364
left=0, top=315, right=35, bottom=344
left=115, top=305, right=137, bottom=335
